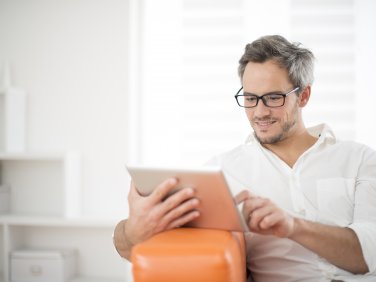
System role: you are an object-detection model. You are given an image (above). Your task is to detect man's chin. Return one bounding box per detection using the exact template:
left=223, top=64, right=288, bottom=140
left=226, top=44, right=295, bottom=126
left=254, top=131, right=284, bottom=145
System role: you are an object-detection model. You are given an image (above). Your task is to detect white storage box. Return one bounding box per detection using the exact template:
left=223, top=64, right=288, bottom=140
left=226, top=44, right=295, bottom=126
left=10, top=249, right=76, bottom=282
left=0, top=184, right=10, bottom=213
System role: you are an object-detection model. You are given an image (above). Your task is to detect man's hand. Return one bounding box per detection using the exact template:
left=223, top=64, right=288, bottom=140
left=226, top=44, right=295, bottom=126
left=125, top=178, right=200, bottom=246
left=234, top=190, right=369, bottom=274
left=235, top=190, right=295, bottom=238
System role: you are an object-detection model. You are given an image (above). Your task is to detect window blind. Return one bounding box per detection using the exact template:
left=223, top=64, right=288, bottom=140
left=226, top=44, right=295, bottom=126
left=138, top=0, right=248, bottom=165
left=290, top=0, right=355, bottom=139
left=134, top=0, right=356, bottom=165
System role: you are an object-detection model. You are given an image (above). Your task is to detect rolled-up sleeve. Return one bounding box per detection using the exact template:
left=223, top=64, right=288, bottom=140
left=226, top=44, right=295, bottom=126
left=348, top=148, right=376, bottom=274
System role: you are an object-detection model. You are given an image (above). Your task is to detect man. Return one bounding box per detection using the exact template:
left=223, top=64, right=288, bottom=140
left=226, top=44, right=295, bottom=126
left=114, top=35, right=376, bottom=281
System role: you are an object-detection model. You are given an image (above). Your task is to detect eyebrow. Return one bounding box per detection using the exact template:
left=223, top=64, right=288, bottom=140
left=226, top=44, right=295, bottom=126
left=242, top=90, right=285, bottom=96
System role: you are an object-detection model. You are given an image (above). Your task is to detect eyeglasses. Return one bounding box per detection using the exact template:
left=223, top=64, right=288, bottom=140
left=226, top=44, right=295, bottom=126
left=234, top=86, right=300, bottom=108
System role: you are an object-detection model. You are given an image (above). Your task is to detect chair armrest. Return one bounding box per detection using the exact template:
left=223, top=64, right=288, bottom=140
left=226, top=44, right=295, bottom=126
left=131, top=228, right=247, bottom=282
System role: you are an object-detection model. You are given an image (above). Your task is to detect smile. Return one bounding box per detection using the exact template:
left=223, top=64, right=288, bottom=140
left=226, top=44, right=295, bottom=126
left=254, top=120, right=276, bottom=128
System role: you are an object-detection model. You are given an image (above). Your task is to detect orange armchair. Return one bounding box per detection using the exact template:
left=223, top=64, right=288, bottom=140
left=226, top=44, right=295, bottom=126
left=131, top=228, right=247, bottom=282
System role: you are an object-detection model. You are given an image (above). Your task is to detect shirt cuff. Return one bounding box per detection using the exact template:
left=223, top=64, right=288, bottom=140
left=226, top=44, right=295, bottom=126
left=348, top=222, right=376, bottom=274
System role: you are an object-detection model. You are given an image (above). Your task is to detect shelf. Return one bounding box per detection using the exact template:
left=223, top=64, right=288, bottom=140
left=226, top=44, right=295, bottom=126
left=0, top=150, right=122, bottom=281
left=0, top=215, right=118, bottom=228
left=2, top=217, right=127, bottom=282
left=0, top=151, right=69, bottom=161
left=0, top=151, right=81, bottom=217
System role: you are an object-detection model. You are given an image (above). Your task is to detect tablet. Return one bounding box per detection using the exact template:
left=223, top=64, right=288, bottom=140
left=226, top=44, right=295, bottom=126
left=126, top=165, right=248, bottom=232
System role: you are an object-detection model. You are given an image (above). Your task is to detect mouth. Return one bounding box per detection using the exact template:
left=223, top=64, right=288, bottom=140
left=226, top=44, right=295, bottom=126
left=254, top=120, right=277, bottom=130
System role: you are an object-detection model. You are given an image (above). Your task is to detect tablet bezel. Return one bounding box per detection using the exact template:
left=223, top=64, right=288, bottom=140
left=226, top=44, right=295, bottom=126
left=126, top=165, right=248, bottom=232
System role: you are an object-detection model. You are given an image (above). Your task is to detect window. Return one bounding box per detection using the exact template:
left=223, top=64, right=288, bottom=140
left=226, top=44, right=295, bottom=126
left=290, top=0, right=355, bottom=138
left=128, top=0, right=370, bottom=166
left=129, top=0, right=248, bottom=165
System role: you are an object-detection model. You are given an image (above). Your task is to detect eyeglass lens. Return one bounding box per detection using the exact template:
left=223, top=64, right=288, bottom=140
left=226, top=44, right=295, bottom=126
left=239, top=93, right=285, bottom=107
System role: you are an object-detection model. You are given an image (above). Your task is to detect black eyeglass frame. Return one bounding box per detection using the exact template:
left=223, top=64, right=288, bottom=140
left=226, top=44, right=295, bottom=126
left=234, top=86, right=300, bottom=108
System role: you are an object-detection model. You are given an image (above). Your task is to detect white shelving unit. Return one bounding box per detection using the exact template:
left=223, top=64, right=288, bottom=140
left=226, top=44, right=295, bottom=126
left=0, top=153, right=127, bottom=282
left=0, top=152, right=81, bottom=218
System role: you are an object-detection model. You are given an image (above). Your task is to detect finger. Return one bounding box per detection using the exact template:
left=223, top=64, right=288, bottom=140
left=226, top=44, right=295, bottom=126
left=259, top=212, right=282, bottom=230
left=234, top=190, right=250, bottom=204
left=166, top=209, right=201, bottom=230
left=247, top=190, right=259, bottom=198
left=234, top=189, right=259, bottom=204
left=259, top=210, right=292, bottom=234
left=161, top=197, right=200, bottom=227
left=249, top=203, right=275, bottom=231
left=149, top=189, right=198, bottom=232
left=242, top=197, right=266, bottom=219
left=150, top=178, right=179, bottom=204
left=242, top=197, right=272, bottom=231
left=160, top=187, right=195, bottom=214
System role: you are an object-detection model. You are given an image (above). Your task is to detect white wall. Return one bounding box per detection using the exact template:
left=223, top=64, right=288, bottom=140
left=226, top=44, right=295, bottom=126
left=1, top=0, right=376, bottom=220
left=0, top=0, right=130, bottom=218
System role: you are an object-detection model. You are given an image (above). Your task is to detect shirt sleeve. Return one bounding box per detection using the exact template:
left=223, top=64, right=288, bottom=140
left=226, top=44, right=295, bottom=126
left=348, top=147, right=376, bottom=274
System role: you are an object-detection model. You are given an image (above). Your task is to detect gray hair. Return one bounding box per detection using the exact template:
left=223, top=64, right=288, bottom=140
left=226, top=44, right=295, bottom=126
left=238, top=35, right=315, bottom=89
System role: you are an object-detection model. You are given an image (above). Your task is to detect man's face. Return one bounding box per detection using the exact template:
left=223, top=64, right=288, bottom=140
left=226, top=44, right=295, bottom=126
left=242, top=60, right=301, bottom=145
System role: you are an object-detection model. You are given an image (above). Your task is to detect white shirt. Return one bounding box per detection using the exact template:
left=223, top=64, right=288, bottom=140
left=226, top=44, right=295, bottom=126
left=208, top=124, right=376, bottom=282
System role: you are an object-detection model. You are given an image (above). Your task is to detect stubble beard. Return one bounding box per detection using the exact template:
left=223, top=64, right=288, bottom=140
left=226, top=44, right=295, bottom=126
left=252, top=103, right=299, bottom=145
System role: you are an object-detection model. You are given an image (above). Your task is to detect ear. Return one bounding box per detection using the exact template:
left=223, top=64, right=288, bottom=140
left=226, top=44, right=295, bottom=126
left=298, top=86, right=311, bottom=107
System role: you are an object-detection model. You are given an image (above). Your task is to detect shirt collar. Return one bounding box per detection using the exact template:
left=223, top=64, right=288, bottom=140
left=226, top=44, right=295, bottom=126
left=244, top=123, right=336, bottom=146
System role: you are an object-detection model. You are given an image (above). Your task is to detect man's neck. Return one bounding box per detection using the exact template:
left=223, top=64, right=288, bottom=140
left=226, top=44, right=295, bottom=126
left=263, top=128, right=318, bottom=168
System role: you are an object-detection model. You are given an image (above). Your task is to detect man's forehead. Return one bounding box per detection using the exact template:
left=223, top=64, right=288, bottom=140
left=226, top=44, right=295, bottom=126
left=242, top=62, right=292, bottom=93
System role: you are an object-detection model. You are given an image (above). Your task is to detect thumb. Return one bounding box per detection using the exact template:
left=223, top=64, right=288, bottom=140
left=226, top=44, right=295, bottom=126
left=234, top=189, right=258, bottom=205
left=234, top=190, right=250, bottom=205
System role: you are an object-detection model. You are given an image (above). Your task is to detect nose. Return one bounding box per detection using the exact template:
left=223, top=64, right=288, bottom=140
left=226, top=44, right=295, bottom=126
left=253, top=99, right=271, bottom=117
